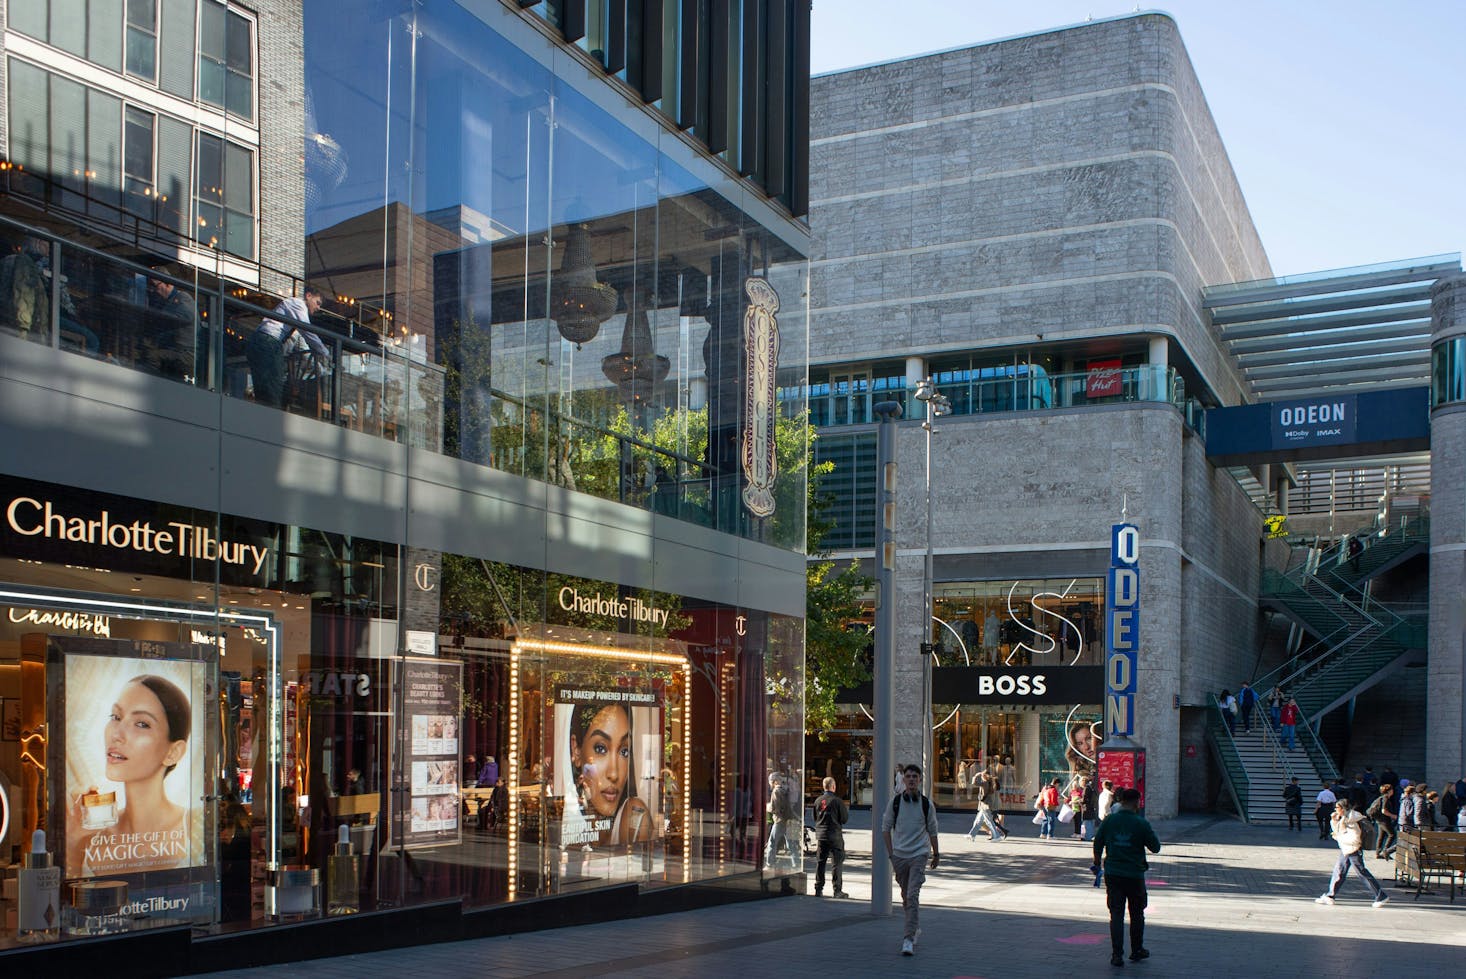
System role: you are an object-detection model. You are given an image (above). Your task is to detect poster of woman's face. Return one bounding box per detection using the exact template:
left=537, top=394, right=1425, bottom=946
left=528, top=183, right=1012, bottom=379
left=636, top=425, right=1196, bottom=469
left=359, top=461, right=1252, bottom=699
left=553, top=688, right=663, bottom=848
left=61, top=649, right=209, bottom=878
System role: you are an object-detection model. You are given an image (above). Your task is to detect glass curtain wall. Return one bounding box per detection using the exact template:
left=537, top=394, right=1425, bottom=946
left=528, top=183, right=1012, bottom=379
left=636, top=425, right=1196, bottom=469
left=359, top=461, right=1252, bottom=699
left=303, top=0, right=809, bottom=551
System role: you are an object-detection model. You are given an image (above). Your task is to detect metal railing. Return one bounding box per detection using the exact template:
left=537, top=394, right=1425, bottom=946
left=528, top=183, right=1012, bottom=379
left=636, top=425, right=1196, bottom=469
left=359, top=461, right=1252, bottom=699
left=0, top=213, right=757, bottom=532
left=0, top=213, right=438, bottom=442
left=1207, top=693, right=1249, bottom=820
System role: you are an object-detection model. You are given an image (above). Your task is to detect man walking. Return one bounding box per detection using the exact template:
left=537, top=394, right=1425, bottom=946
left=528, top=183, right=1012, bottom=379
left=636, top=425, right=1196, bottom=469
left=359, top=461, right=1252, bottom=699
left=1315, top=799, right=1389, bottom=908
left=1237, top=681, right=1257, bottom=733
left=763, top=771, right=800, bottom=870
left=1092, top=788, right=1161, bottom=967
left=966, top=770, right=1008, bottom=841
left=1368, top=783, right=1398, bottom=859
left=1315, top=782, right=1338, bottom=839
left=882, top=764, right=940, bottom=957
left=1282, top=777, right=1303, bottom=831
left=812, top=776, right=848, bottom=898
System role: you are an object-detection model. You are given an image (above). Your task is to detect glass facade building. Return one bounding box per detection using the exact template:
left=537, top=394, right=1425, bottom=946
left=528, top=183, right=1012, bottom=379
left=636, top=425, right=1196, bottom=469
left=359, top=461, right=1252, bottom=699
left=0, top=0, right=811, bottom=965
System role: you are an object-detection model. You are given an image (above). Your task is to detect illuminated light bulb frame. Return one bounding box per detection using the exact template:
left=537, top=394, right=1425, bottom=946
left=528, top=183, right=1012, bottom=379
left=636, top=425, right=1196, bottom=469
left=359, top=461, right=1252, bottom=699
left=507, top=637, right=692, bottom=898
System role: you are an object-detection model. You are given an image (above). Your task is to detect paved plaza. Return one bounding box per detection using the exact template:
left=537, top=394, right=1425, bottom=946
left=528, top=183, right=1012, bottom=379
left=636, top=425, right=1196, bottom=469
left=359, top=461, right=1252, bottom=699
left=196, top=813, right=1466, bottom=978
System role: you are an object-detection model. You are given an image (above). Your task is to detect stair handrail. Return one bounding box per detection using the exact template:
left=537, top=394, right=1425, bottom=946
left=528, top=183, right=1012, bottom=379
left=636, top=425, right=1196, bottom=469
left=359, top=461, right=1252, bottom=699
left=1207, top=693, right=1249, bottom=819
left=1296, top=710, right=1340, bottom=784
left=1254, top=706, right=1300, bottom=781
left=1255, top=562, right=1409, bottom=695
left=1265, top=620, right=1393, bottom=696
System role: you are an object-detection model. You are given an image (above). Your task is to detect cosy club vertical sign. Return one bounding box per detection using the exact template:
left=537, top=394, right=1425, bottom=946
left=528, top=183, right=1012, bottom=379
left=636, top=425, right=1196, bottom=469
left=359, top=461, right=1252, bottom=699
left=1105, top=523, right=1140, bottom=738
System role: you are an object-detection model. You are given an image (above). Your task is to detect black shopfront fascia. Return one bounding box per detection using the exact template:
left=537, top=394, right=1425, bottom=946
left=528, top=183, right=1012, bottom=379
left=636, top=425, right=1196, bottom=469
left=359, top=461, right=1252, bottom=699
left=0, top=472, right=396, bottom=603
left=841, top=667, right=1104, bottom=707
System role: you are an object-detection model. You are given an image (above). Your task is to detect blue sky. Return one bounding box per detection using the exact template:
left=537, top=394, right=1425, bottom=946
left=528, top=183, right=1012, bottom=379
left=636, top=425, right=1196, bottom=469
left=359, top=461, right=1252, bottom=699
left=810, top=2, right=1465, bottom=278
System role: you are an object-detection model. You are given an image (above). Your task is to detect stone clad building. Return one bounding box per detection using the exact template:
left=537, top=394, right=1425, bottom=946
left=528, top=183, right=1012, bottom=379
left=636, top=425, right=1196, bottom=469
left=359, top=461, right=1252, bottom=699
left=800, top=12, right=1459, bottom=819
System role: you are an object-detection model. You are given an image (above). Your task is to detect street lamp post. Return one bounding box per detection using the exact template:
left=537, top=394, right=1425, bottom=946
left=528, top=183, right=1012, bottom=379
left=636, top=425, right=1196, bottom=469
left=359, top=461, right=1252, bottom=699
left=912, top=378, right=951, bottom=799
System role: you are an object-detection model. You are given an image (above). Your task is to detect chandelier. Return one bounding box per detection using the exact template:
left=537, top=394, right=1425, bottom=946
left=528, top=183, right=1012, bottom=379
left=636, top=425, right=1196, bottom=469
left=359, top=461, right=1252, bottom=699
left=549, top=223, right=617, bottom=346
left=602, top=286, right=670, bottom=402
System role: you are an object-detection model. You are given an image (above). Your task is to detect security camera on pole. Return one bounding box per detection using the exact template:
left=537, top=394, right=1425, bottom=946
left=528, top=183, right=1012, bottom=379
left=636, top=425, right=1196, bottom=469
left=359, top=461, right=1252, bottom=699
left=1099, top=507, right=1146, bottom=810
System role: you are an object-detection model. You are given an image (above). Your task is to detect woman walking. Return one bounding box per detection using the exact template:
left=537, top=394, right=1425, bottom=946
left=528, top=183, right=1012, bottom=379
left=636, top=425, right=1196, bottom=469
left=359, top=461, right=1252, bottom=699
left=1315, top=799, right=1389, bottom=908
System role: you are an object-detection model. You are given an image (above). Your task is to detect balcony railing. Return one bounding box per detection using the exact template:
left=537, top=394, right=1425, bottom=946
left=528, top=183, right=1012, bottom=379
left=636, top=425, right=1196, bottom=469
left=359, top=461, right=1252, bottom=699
left=0, top=214, right=754, bottom=534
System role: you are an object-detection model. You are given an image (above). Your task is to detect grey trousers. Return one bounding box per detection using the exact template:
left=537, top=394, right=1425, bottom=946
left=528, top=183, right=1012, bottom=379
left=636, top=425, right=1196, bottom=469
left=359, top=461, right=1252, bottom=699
left=892, top=854, right=928, bottom=940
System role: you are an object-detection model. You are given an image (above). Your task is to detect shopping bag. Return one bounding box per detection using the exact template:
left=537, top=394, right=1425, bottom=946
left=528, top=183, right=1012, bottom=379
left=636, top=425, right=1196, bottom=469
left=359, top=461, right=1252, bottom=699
left=1031, top=811, right=1045, bottom=825
left=1058, top=803, right=1075, bottom=824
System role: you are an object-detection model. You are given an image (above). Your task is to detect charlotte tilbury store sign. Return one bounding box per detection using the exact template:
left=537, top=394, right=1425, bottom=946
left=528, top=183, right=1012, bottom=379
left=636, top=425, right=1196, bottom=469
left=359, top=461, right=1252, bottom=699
left=6, top=497, right=270, bottom=574
left=0, top=475, right=276, bottom=581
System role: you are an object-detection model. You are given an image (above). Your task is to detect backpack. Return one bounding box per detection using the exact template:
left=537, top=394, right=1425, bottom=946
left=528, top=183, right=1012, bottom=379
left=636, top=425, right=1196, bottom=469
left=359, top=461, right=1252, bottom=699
left=1365, top=795, right=1385, bottom=819
left=891, top=791, right=932, bottom=823
left=772, top=781, right=800, bottom=820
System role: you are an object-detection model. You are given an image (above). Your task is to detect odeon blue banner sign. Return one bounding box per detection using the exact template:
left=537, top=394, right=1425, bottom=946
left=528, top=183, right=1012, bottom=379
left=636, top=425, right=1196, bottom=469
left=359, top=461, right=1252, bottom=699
left=1105, top=523, right=1140, bottom=738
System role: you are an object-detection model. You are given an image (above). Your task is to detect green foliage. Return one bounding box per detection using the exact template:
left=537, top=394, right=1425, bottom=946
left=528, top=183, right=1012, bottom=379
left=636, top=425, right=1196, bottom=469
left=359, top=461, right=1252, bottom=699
left=802, top=427, right=873, bottom=737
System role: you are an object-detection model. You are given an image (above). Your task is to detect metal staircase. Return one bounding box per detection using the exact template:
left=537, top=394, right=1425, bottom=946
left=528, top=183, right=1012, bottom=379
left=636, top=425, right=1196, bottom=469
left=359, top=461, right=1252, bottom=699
left=1312, top=517, right=1428, bottom=597
left=1207, top=696, right=1331, bottom=823
left=1209, top=517, right=1427, bottom=822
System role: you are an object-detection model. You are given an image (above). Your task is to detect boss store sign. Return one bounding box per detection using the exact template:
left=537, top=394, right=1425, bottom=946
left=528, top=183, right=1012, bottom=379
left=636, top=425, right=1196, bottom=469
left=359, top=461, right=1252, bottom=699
left=933, top=666, right=1104, bottom=705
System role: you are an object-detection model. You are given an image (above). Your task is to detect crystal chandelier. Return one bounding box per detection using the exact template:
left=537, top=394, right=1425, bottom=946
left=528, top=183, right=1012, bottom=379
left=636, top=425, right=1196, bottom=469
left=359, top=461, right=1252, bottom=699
left=549, top=223, right=617, bottom=346
left=602, top=285, right=670, bottom=403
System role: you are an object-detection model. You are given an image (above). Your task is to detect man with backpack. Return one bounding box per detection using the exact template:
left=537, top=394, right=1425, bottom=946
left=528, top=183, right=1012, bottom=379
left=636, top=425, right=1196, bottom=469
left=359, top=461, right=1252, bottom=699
left=812, top=776, right=849, bottom=898
left=1237, top=682, right=1258, bottom=733
left=1282, top=777, right=1303, bottom=831
left=763, top=770, right=801, bottom=870
left=882, top=764, right=940, bottom=957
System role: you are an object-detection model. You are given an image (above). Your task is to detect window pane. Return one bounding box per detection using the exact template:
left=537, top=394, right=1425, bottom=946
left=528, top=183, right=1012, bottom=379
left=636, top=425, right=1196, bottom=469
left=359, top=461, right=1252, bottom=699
left=52, top=0, right=88, bottom=60
left=88, top=0, right=125, bottom=72
left=225, top=10, right=252, bottom=73
left=7, top=59, right=50, bottom=176
left=158, top=0, right=197, bottom=99
left=198, top=58, right=225, bottom=106
left=124, top=107, right=154, bottom=181
left=127, top=0, right=156, bottom=29
left=88, top=89, right=124, bottom=210
left=126, top=27, right=158, bottom=80
left=196, top=201, right=222, bottom=247
left=196, top=133, right=222, bottom=201
left=50, top=73, right=87, bottom=202
left=225, top=70, right=252, bottom=119
left=155, top=114, right=192, bottom=233
left=8, top=0, right=48, bottom=41
left=224, top=208, right=253, bottom=259
left=200, top=0, right=226, bottom=59
left=223, top=141, right=251, bottom=213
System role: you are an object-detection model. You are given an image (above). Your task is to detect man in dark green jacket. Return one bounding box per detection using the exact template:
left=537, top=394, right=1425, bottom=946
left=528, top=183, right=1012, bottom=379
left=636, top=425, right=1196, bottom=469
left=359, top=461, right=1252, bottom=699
left=1091, top=788, right=1161, bottom=967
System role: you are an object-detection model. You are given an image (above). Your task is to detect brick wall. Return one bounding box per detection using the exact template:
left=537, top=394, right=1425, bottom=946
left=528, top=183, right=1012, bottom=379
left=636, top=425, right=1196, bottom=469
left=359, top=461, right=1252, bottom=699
left=256, top=0, right=307, bottom=292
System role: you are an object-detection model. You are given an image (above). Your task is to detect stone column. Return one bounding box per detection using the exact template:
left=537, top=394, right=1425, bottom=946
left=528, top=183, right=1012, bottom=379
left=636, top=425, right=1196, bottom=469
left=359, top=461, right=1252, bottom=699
left=1428, top=273, right=1466, bottom=782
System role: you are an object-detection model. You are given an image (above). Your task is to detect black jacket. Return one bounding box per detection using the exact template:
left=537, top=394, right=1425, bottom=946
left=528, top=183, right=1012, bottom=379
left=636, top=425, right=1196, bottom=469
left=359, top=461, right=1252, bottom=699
left=812, top=790, right=848, bottom=843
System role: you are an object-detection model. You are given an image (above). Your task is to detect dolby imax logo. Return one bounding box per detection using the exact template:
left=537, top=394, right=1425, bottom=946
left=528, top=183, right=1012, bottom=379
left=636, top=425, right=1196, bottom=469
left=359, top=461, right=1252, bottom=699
left=1273, top=395, right=1355, bottom=445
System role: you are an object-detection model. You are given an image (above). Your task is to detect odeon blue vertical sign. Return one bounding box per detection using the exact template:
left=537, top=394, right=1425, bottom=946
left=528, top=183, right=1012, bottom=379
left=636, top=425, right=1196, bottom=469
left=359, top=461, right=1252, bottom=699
left=1105, top=523, right=1140, bottom=738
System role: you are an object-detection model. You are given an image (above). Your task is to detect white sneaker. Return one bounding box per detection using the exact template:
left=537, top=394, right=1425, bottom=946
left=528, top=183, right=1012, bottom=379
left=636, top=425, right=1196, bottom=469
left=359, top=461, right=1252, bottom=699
left=1314, top=895, right=1334, bottom=905
left=901, top=938, right=914, bottom=956
left=1372, top=894, right=1390, bottom=908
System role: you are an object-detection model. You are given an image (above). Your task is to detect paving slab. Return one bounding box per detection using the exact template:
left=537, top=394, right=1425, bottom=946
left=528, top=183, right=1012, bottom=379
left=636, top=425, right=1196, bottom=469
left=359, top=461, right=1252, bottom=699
left=192, top=813, right=1466, bottom=978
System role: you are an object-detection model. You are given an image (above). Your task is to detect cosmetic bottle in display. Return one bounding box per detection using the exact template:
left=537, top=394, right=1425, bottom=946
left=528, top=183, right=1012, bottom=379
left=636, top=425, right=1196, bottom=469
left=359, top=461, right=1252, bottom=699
left=17, top=830, right=60, bottom=942
left=326, top=824, right=360, bottom=915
